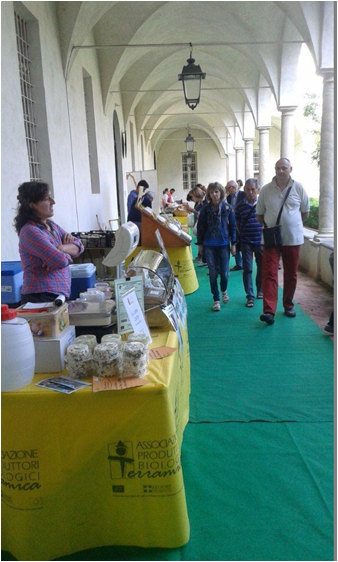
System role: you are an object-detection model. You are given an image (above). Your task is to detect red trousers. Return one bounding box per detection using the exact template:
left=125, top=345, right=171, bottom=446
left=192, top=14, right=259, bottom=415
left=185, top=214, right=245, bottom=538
left=262, top=245, right=301, bottom=314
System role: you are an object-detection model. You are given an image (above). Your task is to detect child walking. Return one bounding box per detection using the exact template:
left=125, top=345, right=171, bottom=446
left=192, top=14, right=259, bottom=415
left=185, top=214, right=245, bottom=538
left=235, top=178, right=263, bottom=307
left=197, top=182, right=236, bottom=311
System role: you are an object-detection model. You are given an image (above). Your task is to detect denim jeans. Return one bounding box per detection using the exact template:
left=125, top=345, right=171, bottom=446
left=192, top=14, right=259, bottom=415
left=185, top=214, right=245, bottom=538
left=235, top=241, right=242, bottom=267
left=204, top=245, right=230, bottom=301
left=241, top=242, right=262, bottom=299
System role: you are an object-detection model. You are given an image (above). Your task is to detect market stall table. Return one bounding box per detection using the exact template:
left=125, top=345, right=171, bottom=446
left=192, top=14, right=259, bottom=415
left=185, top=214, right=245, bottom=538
left=2, top=326, right=190, bottom=561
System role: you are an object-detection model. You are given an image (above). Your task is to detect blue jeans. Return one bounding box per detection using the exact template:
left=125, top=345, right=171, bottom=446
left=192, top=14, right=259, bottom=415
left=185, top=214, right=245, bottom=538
left=204, top=245, right=230, bottom=301
left=235, top=241, right=242, bottom=267
left=241, top=243, right=262, bottom=299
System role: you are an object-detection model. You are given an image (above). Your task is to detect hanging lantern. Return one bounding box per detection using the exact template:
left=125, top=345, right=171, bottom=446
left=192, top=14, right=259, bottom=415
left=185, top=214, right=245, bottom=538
left=178, top=43, right=206, bottom=110
left=185, top=130, right=195, bottom=153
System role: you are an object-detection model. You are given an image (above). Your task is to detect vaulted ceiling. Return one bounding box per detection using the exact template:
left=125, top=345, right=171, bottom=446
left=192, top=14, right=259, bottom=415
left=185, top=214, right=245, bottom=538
left=56, top=1, right=334, bottom=156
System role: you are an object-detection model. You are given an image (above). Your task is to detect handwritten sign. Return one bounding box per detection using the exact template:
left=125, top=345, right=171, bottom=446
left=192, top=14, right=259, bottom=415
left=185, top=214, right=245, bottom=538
left=115, top=276, right=144, bottom=334
left=93, top=376, right=149, bottom=392
left=149, top=346, right=177, bottom=360
left=122, top=288, right=152, bottom=343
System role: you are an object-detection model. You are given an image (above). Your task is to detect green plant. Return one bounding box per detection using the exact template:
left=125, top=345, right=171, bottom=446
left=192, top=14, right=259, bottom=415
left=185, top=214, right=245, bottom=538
left=303, top=94, right=321, bottom=168
left=304, top=197, right=319, bottom=230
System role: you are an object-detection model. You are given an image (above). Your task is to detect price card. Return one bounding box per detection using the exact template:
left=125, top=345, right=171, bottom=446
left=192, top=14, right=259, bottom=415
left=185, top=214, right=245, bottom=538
left=115, top=276, right=144, bottom=334
left=121, top=287, right=152, bottom=343
left=93, top=376, right=149, bottom=392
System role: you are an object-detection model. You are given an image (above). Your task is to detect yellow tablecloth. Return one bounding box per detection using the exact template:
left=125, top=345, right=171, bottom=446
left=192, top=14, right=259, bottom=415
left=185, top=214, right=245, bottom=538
left=2, top=326, right=190, bottom=561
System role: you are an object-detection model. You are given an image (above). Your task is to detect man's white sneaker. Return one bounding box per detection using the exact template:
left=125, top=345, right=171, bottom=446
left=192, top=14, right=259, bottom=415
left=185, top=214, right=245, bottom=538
left=213, top=301, right=221, bottom=311
left=222, top=291, right=229, bottom=304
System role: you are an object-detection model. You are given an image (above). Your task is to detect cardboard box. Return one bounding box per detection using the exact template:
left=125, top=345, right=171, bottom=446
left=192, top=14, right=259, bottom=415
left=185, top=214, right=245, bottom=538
left=17, top=303, right=69, bottom=338
left=34, top=325, right=76, bottom=373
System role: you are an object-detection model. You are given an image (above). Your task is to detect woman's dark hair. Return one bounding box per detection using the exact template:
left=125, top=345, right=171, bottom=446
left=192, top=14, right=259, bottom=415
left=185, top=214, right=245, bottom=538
left=163, top=188, right=169, bottom=194
left=237, top=179, right=243, bottom=187
left=137, top=180, right=149, bottom=190
left=14, top=181, right=50, bottom=234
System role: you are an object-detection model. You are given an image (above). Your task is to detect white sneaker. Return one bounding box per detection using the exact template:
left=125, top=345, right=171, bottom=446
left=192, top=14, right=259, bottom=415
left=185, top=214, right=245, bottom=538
left=222, top=291, right=229, bottom=304
left=213, top=301, right=221, bottom=312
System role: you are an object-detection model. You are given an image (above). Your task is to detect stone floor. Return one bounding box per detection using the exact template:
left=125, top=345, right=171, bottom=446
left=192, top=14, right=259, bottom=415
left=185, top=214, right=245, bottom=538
left=278, top=266, right=334, bottom=337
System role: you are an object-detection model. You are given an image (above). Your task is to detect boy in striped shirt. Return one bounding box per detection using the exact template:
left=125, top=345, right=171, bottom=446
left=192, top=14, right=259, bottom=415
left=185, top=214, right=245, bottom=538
left=235, top=179, right=263, bottom=307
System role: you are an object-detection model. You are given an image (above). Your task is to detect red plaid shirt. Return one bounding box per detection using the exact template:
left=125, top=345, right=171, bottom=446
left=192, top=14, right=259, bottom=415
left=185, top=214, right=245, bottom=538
left=19, top=220, right=84, bottom=297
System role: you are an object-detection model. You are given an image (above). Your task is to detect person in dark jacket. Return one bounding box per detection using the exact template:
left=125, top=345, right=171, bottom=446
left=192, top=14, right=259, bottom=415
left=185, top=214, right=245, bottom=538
left=235, top=178, right=263, bottom=307
left=226, top=180, right=246, bottom=270
left=197, top=182, right=236, bottom=311
left=127, top=178, right=149, bottom=213
left=183, top=186, right=207, bottom=265
left=127, top=191, right=155, bottom=239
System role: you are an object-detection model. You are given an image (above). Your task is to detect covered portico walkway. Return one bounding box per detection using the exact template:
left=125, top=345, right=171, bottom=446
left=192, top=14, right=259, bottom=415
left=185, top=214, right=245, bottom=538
left=2, top=258, right=333, bottom=562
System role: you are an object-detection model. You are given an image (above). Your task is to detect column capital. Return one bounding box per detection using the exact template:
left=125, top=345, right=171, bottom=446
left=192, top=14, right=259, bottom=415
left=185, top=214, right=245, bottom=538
left=318, top=69, right=334, bottom=83
left=243, top=137, right=255, bottom=143
left=257, top=126, right=272, bottom=132
left=278, top=106, right=298, bottom=116
left=234, top=146, right=244, bottom=152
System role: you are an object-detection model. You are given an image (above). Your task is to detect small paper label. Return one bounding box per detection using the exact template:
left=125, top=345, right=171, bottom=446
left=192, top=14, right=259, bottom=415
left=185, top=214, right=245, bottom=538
left=1, top=286, right=12, bottom=293
left=149, top=346, right=177, bottom=360
left=92, top=376, right=150, bottom=392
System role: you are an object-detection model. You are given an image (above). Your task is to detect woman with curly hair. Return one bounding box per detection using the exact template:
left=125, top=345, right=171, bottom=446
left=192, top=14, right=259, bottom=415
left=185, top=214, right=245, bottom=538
left=14, top=181, right=84, bottom=303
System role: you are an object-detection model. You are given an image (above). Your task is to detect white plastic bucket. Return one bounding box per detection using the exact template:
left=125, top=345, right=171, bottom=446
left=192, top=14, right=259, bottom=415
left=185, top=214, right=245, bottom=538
left=1, top=306, right=35, bottom=392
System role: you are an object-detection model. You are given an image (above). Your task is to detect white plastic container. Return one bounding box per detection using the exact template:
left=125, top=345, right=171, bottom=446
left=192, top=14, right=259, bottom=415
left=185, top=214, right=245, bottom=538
left=79, top=290, right=105, bottom=303
left=1, top=305, right=35, bottom=392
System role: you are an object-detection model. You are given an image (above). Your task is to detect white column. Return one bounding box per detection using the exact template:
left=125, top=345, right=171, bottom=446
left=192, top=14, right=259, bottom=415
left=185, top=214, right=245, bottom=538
left=235, top=147, right=244, bottom=182
left=228, top=153, right=236, bottom=181
left=316, top=72, right=334, bottom=238
left=279, top=106, right=297, bottom=161
left=244, top=139, right=254, bottom=180
left=224, top=155, right=229, bottom=184
left=258, top=127, right=271, bottom=187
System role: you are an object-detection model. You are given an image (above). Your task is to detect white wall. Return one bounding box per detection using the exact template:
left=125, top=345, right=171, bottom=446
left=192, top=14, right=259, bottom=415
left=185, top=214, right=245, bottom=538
left=157, top=130, right=227, bottom=202
left=2, top=1, right=32, bottom=260
left=1, top=2, right=121, bottom=260
left=58, top=28, right=119, bottom=232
